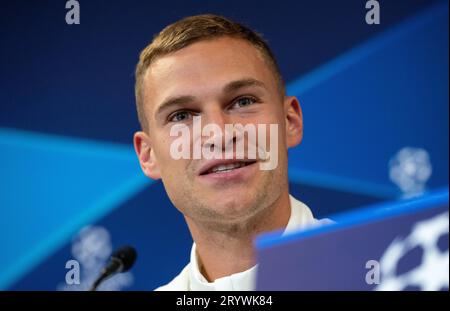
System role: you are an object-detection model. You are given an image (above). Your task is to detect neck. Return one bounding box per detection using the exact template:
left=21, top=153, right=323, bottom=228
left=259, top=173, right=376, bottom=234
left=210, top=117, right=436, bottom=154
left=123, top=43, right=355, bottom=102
left=185, top=190, right=291, bottom=281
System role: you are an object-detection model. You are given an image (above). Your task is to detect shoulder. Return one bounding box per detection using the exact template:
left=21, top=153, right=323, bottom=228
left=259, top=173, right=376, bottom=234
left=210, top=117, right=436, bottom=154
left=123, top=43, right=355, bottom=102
left=289, top=194, right=335, bottom=228
left=154, top=264, right=190, bottom=291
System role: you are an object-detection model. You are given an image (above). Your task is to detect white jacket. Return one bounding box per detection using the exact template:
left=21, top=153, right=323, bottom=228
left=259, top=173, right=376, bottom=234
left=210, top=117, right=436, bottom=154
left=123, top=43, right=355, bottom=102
left=155, top=195, right=325, bottom=291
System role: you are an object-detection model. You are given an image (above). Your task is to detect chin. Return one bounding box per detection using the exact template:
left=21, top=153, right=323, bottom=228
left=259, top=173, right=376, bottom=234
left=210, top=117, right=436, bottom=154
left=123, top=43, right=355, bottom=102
left=206, top=192, right=254, bottom=215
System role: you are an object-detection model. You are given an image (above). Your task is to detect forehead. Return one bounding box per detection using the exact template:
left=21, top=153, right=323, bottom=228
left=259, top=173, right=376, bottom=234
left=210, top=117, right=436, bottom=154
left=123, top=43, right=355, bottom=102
left=142, top=37, right=278, bottom=116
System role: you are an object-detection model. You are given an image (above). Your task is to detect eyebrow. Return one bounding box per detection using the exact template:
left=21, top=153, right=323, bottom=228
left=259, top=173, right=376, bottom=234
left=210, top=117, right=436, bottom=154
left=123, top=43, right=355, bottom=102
left=155, top=78, right=267, bottom=118
left=223, top=78, right=267, bottom=93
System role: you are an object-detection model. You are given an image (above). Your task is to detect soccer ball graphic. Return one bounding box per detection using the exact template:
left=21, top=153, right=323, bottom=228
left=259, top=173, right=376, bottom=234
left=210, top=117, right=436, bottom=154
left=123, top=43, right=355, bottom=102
left=376, top=211, right=449, bottom=291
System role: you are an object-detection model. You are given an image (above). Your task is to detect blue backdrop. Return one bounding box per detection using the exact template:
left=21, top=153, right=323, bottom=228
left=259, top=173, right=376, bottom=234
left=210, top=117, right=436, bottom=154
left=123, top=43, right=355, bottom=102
left=0, top=0, right=448, bottom=290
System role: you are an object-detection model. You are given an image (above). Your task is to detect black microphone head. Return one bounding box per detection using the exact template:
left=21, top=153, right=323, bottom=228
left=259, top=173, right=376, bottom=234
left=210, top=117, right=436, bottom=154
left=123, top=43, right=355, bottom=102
left=112, top=246, right=137, bottom=272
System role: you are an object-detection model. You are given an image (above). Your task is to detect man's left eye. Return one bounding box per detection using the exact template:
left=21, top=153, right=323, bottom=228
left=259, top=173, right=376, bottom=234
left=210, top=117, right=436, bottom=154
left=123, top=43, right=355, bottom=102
left=231, top=97, right=257, bottom=109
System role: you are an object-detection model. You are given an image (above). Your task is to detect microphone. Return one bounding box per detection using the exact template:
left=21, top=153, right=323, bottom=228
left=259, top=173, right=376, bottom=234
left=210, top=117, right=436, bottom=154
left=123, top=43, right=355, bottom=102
left=89, top=246, right=137, bottom=291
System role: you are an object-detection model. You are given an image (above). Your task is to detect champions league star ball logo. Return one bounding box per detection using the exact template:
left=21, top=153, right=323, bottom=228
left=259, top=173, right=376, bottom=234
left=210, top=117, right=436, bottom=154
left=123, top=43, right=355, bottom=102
left=389, top=147, right=433, bottom=197
left=58, top=226, right=134, bottom=291
left=376, top=211, right=449, bottom=291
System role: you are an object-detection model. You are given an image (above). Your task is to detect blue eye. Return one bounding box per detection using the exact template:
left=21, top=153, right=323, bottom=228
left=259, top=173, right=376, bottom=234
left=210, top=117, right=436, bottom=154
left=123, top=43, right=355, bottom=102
left=169, top=111, right=192, bottom=122
left=232, top=96, right=257, bottom=109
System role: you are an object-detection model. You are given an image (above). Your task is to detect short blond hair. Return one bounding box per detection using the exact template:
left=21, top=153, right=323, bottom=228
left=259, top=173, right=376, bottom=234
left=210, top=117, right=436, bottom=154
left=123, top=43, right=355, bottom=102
left=134, top=14, right=285, bottom=131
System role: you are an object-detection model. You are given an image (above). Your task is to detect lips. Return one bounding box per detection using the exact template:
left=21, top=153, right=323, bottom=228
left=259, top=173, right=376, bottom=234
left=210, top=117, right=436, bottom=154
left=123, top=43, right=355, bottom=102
left=198, top=159, right=257, bottom=176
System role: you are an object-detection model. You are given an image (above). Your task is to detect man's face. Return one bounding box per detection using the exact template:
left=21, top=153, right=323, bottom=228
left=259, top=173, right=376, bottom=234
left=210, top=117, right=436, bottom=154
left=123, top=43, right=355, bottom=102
left=135, top=37, right=302, bottom=225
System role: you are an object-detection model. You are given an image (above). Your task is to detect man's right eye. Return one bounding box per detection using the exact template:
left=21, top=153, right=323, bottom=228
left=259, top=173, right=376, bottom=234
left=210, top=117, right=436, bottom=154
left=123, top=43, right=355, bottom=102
left=169, top=111, right=192, bottom=122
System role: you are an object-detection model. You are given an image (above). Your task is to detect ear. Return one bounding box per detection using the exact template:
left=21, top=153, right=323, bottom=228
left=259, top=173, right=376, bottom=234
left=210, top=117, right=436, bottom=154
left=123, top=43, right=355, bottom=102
left=284, top=96, right=303, bottom=149
left=133, top=131, right=162, bottom=180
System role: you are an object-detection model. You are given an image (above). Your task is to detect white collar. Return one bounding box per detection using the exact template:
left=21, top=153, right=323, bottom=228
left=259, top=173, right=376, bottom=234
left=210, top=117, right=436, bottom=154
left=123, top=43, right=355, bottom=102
left=187, top=194, right=317, bottom=291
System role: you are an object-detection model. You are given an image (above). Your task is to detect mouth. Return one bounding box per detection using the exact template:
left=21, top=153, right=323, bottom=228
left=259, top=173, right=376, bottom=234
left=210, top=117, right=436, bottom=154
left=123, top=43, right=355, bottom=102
left=199, top=160, right=257, bottom=176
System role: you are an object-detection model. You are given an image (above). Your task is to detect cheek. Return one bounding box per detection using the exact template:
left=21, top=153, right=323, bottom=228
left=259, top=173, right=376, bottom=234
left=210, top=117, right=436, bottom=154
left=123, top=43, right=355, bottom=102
left=260, top=111, right=287, bottom=149
left=151, top=135, right=177, bottom=172
left=161, top=141, right=194, bottom=175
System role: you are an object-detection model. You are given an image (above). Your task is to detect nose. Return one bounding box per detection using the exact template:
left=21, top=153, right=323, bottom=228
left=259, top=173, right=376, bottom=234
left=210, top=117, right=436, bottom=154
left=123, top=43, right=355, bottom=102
left=202, top=106, right=236, bottom=153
